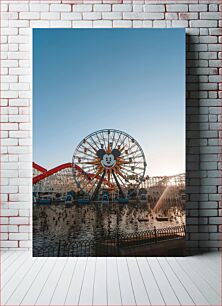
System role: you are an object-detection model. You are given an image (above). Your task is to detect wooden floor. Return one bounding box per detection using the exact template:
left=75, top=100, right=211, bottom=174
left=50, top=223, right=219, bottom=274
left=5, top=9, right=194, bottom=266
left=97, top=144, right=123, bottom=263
left=1, top=251, right=220, bottom=306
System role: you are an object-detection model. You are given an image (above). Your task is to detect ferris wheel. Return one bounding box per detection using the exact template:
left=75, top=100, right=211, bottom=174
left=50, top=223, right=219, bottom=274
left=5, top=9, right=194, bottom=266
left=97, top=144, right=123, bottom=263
left=72, top=129, right=147, bottom=201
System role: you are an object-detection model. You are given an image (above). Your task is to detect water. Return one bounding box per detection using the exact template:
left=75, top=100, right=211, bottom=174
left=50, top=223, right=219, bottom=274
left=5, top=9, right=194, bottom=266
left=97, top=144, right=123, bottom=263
left=33, top=201, right=185, bottom=248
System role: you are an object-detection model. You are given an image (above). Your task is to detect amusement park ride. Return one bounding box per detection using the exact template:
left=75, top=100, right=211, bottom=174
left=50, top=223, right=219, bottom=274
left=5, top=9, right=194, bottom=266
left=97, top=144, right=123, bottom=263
left=33, top=129, right=185, bottom=206
left=33, top=130, right=186, bottom=257
left=34, top=129, right=147, bottom=203
left=72, top=129, right=147, bottom=203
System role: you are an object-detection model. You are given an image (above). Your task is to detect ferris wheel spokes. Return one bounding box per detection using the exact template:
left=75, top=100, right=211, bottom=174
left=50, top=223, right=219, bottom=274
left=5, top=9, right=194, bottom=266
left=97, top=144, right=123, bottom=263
left=72, top=129, right=147, bottom=201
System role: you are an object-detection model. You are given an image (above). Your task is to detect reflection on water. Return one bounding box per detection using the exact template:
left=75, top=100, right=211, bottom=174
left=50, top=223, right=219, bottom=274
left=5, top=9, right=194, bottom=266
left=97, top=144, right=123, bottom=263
left=33, top=202, right=185, bottom=248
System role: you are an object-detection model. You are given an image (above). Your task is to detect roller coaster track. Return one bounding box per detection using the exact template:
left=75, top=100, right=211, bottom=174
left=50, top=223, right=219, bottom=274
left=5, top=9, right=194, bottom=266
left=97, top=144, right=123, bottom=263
left=33, top=162, right=47, bottom=173
left=33, top=162, right=113, bottom=187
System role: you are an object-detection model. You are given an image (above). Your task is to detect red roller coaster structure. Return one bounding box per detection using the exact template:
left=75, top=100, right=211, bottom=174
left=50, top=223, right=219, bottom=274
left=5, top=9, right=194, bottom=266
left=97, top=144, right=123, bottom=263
left=33, top=162, right=113, bottom=188
left=33, top=162, right=47, bottom=173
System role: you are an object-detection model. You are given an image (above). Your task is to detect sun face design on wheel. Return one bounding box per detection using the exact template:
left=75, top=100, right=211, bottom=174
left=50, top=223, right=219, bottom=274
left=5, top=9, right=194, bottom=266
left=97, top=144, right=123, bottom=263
left=97, top=148, right=120, bottom=170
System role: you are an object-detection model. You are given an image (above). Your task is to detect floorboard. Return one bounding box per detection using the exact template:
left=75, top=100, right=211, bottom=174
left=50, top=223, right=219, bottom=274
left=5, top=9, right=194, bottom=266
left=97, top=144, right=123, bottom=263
left=35, top=258, right=67, bottom=305
left=21, top=258, right=56, bottom=305
left=64, top=257, right=87, bottom=305
left=183, top=256, right=220, bottom=294
left=117, top=257, right=136, bottom=305
left=78, top=257, right=96, bottom=306
left=93, top=257, right=107, bottom=305
left=127, top=257, right=150, bottom=305
left=5, top=257, right=47, bottom=305
left=107, top=257, right=122, bottom=306
left=50, top=257, right=77, bottom=305
left=1, top=251, right=220, bottom=306
left=147, top=258, right=180, bottom=305
left=136, top=257, right=165, bottom=305
left=0, top=251, right=14, bottom=263
left=175, top=257, right=220, bottom=305
left=2, top=251, right=22, bottom=273
left=1, top=252, right=30, bottom=290
left=167, top=257, right=211, bottom=305
left=157, top=258, right=195, bottom=305
left=1, top=254, right=36, bottom=305
left=195, top=252, right=220, bottom=273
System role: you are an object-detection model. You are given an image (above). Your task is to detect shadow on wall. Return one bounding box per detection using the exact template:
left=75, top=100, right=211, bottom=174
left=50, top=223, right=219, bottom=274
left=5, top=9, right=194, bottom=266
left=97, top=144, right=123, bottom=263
left=185, top=33, right=201, bottom=255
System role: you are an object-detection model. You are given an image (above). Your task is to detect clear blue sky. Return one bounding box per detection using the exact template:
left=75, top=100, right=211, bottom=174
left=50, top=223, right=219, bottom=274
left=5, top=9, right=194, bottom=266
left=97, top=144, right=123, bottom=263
left=33, top=29, right=185, bottom=176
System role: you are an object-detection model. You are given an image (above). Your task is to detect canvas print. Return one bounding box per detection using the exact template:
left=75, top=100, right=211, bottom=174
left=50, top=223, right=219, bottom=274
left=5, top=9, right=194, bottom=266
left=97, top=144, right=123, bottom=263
left=33, top=29, right=185, bottom=256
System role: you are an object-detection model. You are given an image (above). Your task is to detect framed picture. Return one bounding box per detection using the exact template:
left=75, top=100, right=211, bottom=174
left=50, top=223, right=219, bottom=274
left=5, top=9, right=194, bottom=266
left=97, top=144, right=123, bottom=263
left=33, top=29, right=185, bottom=256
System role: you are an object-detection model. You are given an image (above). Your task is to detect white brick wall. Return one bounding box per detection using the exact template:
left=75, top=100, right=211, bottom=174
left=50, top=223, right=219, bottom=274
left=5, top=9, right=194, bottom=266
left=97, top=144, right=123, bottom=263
left=1, top=0, right=221, bottom=253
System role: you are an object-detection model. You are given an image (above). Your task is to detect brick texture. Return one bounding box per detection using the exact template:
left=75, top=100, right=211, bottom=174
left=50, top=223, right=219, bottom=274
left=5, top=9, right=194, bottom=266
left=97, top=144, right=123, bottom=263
left=0, top=0, right=221, bottom=253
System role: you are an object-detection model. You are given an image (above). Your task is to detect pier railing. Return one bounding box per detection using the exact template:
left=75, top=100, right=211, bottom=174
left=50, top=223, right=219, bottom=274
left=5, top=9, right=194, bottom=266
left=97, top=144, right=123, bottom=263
left=33, top=225, right=186, bottom=257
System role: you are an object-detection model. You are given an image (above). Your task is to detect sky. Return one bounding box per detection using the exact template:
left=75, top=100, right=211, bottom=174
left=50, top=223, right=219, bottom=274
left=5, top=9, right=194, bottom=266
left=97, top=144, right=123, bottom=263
left=33, top=29, right=185, bottom=177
